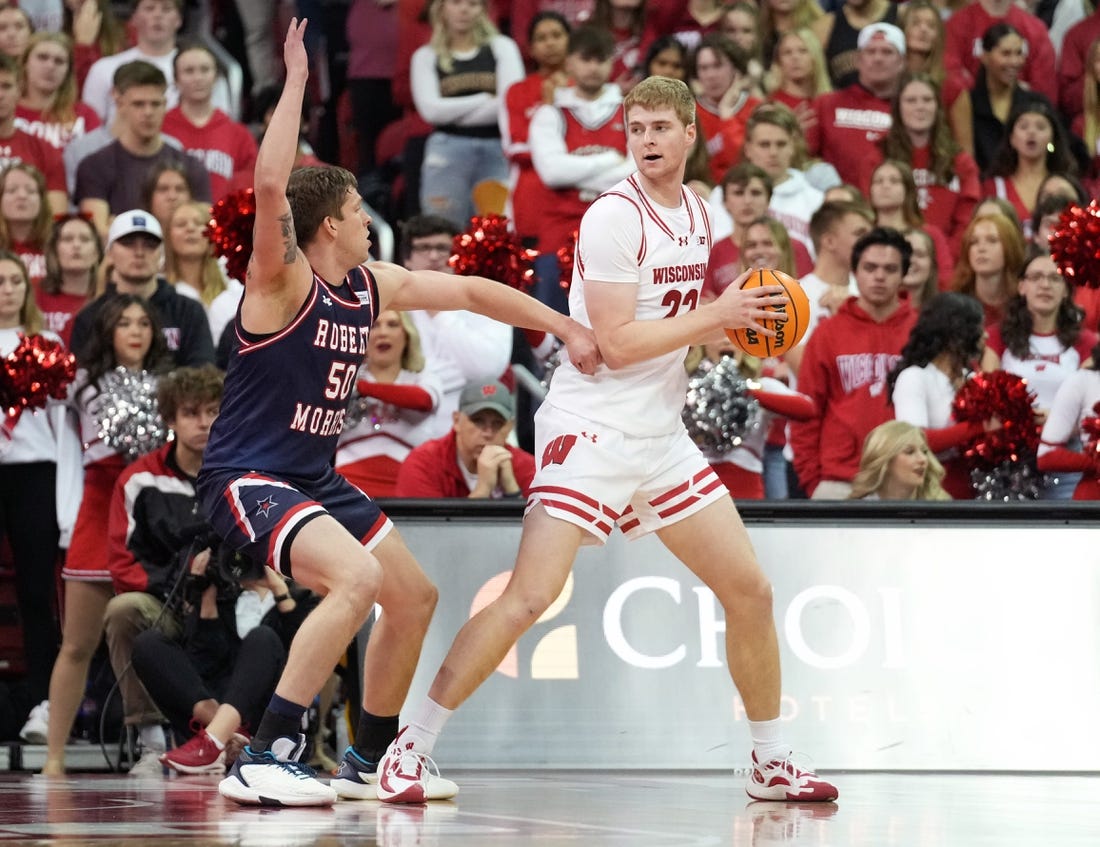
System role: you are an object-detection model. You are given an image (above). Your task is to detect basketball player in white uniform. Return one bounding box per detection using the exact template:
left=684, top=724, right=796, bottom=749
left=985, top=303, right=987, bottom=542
left=377, top=76, right=839, bottom=804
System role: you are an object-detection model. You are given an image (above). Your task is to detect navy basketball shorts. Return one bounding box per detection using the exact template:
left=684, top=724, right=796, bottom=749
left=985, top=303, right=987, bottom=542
left=197, top=465, right=393, bottom=577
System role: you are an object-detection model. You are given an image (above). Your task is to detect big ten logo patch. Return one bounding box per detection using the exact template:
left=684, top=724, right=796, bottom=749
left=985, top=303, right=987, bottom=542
left=470, top=572, right=578, bottom=679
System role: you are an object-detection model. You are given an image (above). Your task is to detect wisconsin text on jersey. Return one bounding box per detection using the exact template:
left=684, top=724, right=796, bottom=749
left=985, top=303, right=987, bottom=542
left=652, top=261, right=708, bottom=284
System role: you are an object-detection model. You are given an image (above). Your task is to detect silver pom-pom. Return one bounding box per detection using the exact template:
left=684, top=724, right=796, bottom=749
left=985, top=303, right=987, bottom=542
left=90, top=367, right=167, bottom=462
left=344, top=390, right=393, bottom=431
left=970, top=461, right=1044, bottom=501
left=682, top=356, right=761, bottom=456
left=540, top=344, right=563, bottom=391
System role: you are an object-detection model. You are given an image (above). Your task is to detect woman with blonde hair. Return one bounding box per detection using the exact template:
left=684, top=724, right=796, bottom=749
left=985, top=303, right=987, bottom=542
left=410, top=0, right=523, bottom=227
left=765, top=27, right=831, bottom=126
left=759, top=0, right=824, bottom=71
left=739, top=216, right=797, bottom=277
left=0, top=163, right=53, bottom=284
left=951, top=212, right=1026, bottom=325
left=849, top=420, right=951, bottom=500
left=336, top=309, right=442, bottom=498
left=163, top=201, right=241, bottom=345
left=900, top=1, right=947, bottom=91
left=16, top=31, right=102, bottom=151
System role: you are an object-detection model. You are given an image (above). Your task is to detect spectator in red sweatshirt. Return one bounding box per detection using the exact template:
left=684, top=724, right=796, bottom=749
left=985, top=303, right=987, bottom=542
left=788, top=226, right=919, bottom=499
left=806, top=21, right=906, bottom=186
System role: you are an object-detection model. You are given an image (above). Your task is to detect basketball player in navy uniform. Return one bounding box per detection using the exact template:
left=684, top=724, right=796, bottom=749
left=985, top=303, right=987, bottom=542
left=198, top=19, right=600, bottom=807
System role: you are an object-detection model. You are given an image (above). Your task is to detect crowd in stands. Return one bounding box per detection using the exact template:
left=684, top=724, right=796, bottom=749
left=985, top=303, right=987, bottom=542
left=3, top=0, right=1100, bottom=775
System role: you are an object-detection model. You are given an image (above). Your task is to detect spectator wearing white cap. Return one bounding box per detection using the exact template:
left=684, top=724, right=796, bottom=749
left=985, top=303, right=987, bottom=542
left=68, top=208, right=214, bottom=365
left=812, top=0, right=900, bottom=90
left=394, top=379, right=536, bottom=499
left=806, top=21, right=906, bottom=186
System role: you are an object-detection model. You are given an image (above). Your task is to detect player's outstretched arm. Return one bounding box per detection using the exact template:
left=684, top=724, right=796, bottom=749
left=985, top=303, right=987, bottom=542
left=586, top=268, right=788, bottom=370
left=246, top=18, right=311, bottom=302
left=372, top=262, right=601, bottom=374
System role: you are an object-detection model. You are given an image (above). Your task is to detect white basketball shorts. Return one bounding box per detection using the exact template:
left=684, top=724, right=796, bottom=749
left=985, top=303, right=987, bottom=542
left=526, top=402, right=728, bottom=544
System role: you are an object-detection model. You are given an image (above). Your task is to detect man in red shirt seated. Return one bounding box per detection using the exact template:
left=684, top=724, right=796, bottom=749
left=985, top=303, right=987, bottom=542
left=395, top=379, right=536, bottom=499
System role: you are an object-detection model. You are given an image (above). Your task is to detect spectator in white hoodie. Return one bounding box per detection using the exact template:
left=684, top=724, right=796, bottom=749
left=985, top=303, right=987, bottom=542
left=709, top=102, right=836, bottom=259
left=528, top=24, right=636, bottom=312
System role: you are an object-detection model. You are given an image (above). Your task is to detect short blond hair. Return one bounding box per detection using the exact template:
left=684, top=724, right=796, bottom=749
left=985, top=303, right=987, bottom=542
left=623, top=75, right=695, bottom=128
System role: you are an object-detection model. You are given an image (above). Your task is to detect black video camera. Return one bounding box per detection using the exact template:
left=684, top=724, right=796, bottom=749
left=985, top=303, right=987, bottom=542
left=208, top=543, right=267, bottom=587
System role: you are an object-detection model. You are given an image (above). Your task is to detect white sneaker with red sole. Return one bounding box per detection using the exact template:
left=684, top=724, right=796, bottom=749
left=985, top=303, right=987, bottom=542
left=746, top=752, right=838, bottom=802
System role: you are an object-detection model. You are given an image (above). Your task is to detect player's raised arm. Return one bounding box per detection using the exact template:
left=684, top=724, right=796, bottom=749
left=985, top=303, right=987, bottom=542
left=246, top=18, right=311, bottom=298
left=372, top=261, right=601, bottom=374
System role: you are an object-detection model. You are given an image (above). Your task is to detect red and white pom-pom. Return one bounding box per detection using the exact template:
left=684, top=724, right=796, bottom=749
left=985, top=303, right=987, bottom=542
left=206, top=188, right=256, bottom=284
left=556, top=229, right=578, bottom=291
left=0, top=333, right=76, bottom=429
left=449, top=214, right=536, bottom=291
left=1079, top=401, right=1100, bottom=464
left=952, top=370, right=1040, bottom=466
left=1050, top=201, right=1100, bottom=288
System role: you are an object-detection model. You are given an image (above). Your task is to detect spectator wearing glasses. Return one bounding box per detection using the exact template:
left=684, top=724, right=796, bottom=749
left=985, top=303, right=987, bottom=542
left=400, top=214, right=513, bottom=439
left=981, top=247, right=1096, bottom=499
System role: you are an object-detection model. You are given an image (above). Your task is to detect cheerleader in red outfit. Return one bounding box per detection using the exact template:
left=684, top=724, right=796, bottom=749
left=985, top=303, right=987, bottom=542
left=888, top=291, right=994, bottom=500
left=0, top=251, right=78, bottom=748
left=335, top=310, right=442, bottom=498
left=981, top=248, right=1097, bottom=500
left=1038, top=343, right=1100, bottom=499
left=43, top=293, right=169, bottom=775
left=686, top=344, right=815, bottom=500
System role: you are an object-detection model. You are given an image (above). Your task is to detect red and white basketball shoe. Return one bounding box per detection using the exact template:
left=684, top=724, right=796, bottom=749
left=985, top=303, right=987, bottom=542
left=376, top=729, right=439, bottom=804
left=746, top=752, right=838, bottom=802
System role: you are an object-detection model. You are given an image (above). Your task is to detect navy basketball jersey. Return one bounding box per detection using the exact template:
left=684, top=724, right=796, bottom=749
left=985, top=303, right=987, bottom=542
left=201, top=265, right=380, bottom=478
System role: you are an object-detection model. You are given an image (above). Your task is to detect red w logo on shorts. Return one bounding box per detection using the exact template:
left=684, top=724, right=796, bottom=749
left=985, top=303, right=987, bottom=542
left=541, top=434, right=577, bottom=468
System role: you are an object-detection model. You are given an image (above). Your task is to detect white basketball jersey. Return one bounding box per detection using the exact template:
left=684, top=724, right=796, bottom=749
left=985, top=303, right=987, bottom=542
left=548, top=174, right=713, bottom=437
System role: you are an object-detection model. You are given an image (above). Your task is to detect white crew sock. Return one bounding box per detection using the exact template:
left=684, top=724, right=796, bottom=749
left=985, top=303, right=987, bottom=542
left=400, top=698, right=453, bottom=756
left=749, top=717, right=791, bottom=765
left=139, top=723, right=167, bottom=754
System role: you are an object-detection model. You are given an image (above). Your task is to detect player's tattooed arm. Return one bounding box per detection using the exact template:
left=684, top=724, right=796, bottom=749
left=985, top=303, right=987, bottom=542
left=279, top=212, right=297, bottom=264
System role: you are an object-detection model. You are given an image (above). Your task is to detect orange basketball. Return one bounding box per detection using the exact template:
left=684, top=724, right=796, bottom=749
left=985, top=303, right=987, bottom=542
left=724, top=268, right=810, bottom=358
